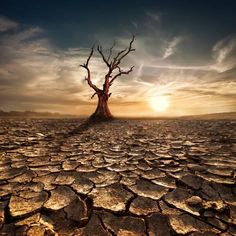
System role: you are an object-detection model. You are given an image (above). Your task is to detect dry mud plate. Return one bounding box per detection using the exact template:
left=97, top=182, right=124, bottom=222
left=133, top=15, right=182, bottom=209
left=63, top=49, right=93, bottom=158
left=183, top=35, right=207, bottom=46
left=0, top=118, right=236, bottom=235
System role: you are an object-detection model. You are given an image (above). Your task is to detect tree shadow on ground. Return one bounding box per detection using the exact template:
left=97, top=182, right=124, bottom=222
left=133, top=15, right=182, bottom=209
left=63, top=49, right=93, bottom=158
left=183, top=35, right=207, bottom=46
left=65, top=117, right=115, bottom=138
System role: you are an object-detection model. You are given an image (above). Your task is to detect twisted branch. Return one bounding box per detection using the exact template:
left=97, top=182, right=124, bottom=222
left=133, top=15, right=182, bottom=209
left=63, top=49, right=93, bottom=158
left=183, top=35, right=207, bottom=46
left=110, top=66, right=134, bottom=85
left=80, top=47, right=100, bottom=93
left=80, top=36, right=135, bottom=99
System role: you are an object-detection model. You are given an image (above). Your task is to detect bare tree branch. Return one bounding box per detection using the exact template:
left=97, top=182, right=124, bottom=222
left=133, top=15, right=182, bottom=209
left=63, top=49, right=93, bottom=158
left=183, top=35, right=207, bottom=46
left=80, top=47, right=100, bottom=92
left=112, top=35, right=135, bottom=67
left=96, top=36, right=136, bottom=84
left=91, top=92, right=97, bottom=99
left=112, top=48, right=127, bottom=66
left=107, top=42, right=116, bottom=62
left=83, top=46, right=94, bottom=67
left=81, top=36, right=135, bottom=99
left=97, top=45, right=111, bottom=68
left=110, top=65, right=134, bottom=85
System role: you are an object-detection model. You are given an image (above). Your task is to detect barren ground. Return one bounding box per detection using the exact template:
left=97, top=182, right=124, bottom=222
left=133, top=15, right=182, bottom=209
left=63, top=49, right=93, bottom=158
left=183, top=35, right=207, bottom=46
left=0, top=118, right=236, bottom=235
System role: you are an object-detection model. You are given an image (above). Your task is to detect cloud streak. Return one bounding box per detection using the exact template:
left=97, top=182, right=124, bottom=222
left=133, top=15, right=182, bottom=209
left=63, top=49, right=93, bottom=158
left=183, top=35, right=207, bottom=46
left=146, top=12, right=161, bottom=22
left=162, top=36, right=183, bottom=59
left=212, top=35, right=236, bottom=72
left=0, top=16, right=18, bottom=32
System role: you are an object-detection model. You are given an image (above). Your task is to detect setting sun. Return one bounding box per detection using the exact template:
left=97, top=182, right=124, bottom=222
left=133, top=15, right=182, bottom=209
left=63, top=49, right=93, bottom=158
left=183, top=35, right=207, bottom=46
left=149, top=96, right=170, bottom=112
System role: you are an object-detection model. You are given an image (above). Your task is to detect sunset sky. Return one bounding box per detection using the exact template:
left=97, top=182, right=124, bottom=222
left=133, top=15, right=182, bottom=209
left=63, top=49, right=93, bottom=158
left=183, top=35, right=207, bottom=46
left=0, top=0, right=236, bottom=117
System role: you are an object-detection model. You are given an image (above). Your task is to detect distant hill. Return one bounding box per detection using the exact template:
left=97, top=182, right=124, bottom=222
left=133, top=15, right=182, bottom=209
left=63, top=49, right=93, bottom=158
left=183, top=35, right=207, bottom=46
left=178, top=112, right=236, bottom=120
left=0, top=110, right=78, bottom=118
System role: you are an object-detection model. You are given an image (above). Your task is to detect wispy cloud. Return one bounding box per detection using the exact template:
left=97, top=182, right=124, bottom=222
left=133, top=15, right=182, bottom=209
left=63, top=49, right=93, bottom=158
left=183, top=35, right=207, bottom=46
left=213, top=35, right=236, bottom=63
left=211, top=35, right=236, bottom=72
left=132, top=21, right=138, bottom=29
left=0, top=16, right=18, bottom=32
left=162, top=36, right=183, bottom=59
left=146, top=12, right=161, bottom=22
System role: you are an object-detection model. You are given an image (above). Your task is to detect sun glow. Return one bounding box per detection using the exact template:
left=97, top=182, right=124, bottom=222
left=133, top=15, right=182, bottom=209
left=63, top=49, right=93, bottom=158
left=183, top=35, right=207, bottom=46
left=149, top=96, right=170, bottom=112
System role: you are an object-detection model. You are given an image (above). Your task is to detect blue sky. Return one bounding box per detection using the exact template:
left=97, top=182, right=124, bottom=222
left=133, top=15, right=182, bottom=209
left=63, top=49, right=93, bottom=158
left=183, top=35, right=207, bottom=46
left=1, top=0, right=235, bottom=50
left=0, top=0, right=236, bottom=116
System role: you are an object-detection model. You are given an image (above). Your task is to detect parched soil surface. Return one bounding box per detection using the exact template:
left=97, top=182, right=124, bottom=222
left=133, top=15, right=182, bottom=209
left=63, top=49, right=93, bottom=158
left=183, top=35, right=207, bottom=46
left=0, top=118, right=236, bottom=236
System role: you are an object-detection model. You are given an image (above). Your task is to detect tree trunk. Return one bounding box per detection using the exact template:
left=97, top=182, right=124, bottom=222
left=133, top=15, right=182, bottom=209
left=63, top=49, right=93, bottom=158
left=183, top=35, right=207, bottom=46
left=90, top=93, right=113, bottom=120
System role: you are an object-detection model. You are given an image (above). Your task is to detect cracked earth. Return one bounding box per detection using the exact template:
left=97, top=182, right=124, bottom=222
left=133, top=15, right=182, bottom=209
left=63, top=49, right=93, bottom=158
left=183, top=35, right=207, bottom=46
left=0, top=118, right=235, bottom=235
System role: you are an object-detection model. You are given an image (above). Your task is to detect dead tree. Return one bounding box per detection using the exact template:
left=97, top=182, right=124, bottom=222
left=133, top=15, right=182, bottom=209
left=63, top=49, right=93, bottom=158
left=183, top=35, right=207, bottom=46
left=81, top=36, right=135, bottom=120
